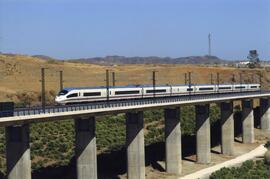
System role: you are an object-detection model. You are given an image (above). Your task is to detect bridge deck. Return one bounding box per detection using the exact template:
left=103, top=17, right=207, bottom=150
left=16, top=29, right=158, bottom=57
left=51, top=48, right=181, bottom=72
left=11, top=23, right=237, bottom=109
left=0, top=91, right=270, bottom=127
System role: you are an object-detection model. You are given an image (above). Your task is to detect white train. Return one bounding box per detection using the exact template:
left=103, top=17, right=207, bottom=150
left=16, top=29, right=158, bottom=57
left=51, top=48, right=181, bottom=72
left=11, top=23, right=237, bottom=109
left=55, top=83, right=260, bottom=105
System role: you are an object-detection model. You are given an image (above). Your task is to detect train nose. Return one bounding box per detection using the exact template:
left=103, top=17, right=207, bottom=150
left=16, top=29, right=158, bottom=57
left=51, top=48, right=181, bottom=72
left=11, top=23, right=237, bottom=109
left=55, top=96, right=61, bottom=103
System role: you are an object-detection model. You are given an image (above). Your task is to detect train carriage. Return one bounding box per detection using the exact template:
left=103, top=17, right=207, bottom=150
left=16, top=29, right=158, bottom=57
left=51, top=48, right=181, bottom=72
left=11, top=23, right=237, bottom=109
left=55, top=83, right=261, bottom=105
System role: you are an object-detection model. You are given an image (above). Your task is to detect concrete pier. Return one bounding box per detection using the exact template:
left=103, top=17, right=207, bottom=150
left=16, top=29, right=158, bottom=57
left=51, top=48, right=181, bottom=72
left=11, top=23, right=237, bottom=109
left=126, top=111, right=145, bottom=179
left=164, top=107, right=182, bottom=174
left=1, top=102, right=31, bottom=179
left=75, top=117, right=97, bottom=179
left=196, top=104, right=211, bottom=164
left=6, top=124, right=31, bottom=179
left=220, top=102, right=234, bottom=156
left=242, top=100, right=254, bottom=143
left=260, top=98, right=270, bottom=130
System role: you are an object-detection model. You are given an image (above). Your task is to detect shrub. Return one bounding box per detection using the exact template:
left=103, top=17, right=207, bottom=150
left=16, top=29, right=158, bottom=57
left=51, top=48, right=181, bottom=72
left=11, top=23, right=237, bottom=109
left=264, top=150, right=270, bottom=165
left=264, top=141, right=270, bottom=150
left=15, top=92, right=36, bottom=107
left=210, top=160, right=270, bottom=178
left=180, top=106, right=195, bottom=135
left=210, top=105, right=220, bottom=123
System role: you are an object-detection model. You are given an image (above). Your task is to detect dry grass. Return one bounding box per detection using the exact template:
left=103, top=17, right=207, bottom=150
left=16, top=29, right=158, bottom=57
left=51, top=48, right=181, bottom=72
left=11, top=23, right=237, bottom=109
left=0, top=54, right=269, bottom=103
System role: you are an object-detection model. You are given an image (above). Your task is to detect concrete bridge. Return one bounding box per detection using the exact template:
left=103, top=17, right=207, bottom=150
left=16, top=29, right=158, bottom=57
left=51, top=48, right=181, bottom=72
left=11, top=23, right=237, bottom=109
left=0, top=91, right=270, bottom=179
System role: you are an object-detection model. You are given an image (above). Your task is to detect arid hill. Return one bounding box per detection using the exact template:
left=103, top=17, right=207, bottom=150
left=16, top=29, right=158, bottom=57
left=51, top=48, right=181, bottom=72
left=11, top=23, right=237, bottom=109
left=69, top=55, right=228, bottom=65
left=0, top=53, right=269, bottom=103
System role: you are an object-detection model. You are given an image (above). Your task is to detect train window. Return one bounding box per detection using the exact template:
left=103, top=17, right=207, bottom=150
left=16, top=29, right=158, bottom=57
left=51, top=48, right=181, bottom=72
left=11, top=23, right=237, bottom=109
left=58, top=90, right=68, bottom=96
left=83, top=92, right=101, bottom=96
left=67, top=93, right=78, bottom=98
left=115, top=91, right=140, bottom=95
left=187, top=88, right=193, bottom=91
left=235, top=86, right=245, bottom=89
left=219, top=87, right=231, bottom=90
left=146, top=89, right=166, bottom=93
left=199, top=87, right=213, bottom=91
left=250, top=86, right=257, bottom=89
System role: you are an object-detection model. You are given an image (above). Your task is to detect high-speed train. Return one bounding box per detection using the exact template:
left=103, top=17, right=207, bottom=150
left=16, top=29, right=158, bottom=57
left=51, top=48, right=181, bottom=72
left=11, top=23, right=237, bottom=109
left=55, top=83, right=260, bottom=105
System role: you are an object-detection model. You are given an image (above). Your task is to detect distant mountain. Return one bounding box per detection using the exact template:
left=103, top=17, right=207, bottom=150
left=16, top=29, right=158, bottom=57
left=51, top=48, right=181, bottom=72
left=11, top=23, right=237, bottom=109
left=32, top=55, right=56, bottom=61
left=1, top=52, right=229, bottom=65
left=0, top=52, right=18, bottom=57
left=70, top=55, right=228, bottom=65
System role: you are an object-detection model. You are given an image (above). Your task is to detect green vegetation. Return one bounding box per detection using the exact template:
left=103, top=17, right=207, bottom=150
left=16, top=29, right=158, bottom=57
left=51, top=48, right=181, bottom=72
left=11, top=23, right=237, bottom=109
left=96, top=115, right=126, bottom=151
left=264, top=141, right=270, bottom=165
left=264, top=151, right=270, bottom=165
left=30, top=120, right=74, bottom=169
left=180, top=106, right=195, bottom=135
left=0, top=105, right=221, bottom=173
left=144, top=109, right=164, bottom=145
left=210, top=160, right=270, bottom=179
left=264, top=141, right=270, bottom=149
left=211, top=141, right=270, bottom=178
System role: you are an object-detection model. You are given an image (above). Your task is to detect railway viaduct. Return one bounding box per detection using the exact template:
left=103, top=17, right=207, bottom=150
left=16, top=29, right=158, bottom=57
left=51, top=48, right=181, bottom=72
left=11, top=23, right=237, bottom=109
left=0, top=91, right=270, bottom=179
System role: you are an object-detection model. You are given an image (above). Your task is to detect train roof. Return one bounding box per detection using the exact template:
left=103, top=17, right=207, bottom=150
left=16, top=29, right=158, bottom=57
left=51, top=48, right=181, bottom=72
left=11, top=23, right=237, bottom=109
left=63, top=85, right=170, bottom=91
left=62, top=83, right=259, bottom=92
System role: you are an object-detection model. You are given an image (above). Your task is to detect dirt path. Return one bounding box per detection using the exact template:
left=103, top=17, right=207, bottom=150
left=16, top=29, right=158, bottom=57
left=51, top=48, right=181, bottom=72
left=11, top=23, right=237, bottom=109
left=141, top=128, right=270, bottom=179
left=180, top=144, right=267, bottom=179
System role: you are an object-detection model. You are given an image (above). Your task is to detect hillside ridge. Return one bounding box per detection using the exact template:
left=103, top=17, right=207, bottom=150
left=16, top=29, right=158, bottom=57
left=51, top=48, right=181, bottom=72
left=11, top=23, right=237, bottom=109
left=69, top=55, right=228, bottom=65
left=1, top=52, right=229, bottom=65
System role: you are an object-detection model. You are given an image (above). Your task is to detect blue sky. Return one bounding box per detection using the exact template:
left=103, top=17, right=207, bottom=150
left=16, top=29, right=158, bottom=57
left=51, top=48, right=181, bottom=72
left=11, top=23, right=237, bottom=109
left=0, top=0, right=269, bottom=60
